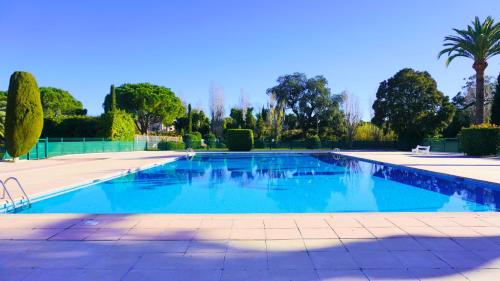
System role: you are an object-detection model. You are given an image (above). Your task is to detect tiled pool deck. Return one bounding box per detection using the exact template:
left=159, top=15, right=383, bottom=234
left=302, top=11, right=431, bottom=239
left=1, top=151, right=499, bottom=280
left=1, top=213, right=500, bottom=281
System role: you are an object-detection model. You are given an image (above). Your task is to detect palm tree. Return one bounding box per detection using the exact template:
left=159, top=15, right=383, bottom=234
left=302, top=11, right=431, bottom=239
left=438, top=16, right=500, bottom=124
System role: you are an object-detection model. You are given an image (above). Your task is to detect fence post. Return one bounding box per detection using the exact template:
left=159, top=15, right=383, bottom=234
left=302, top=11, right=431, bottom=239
left=35, top=140, right=39, bottom=160
left=60, top=137, right=64, bottom=155
left=83, top=138, right=86, bottom=153
left=44, top=138, right=48, bottom=158
left=102, top=138, right=105, bottom=152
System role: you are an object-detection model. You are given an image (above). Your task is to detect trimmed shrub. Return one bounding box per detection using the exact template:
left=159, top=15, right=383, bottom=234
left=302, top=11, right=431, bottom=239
left=43, top=116, right=101, bottom=138
left=100, top=110, right=135, bottom=141
left=158, top=140, right=185, bottom=150
left=305, top=135, right=321, bottom=149
left=204, top=133, right=217, bottom=148
left=459, top=124, right=500, bottom=156
left=226, top=129, right=253, bottom=151
left=5, top=72, right=44, bottom=158
left=183, top=133, right=202, bottom=149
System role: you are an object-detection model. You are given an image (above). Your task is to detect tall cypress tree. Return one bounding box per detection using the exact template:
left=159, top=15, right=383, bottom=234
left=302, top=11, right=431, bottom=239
left=491, top=74, right=500, bottom=125
left=187, top=103, right=192, bottom=133
left=5, top=71, right=44, bottom=160
left=110, top=84, right=117, bottom=112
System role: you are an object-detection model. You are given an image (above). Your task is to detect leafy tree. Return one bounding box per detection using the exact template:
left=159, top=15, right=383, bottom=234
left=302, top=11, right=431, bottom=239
left=229, top=108, right=245, bottom=129
left=255, top=114, right=267, bottom=139
left=254, top=107, right=269, bottom=139
left=284, top=113, right=298, bottom=130
left=354, top=122, right=395, bottom=141
left=174, top=109, right=210, bottom=136
left=442, top=92, right=474, bottom=137
left=245, top=107, right=256, bottom=130
left=458, top=75, right=496, bottom=120
left=0, top=91, right=6, bottom=141
left=267, top=73, right=344, bottom=137
left=5, top=72, right=44, bottom=159
left=443, top=74, right=496, bottom=136
left=438, top=16, right=500, bottom=124
left=103, top=83, right=184, bottom=134
left=40, top=87, right=87, bottom=118
left=372, top=68, right=455, bottom=148
left=491, top=73, right=500, bottom=125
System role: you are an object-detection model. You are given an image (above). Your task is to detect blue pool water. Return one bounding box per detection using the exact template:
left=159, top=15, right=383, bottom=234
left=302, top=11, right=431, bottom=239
left=21, top=153, right=500, bottom=213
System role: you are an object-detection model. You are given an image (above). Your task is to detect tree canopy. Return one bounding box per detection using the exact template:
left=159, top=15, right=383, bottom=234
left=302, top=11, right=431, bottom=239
left=174, top=108, right=210, bottom=136
left=40, top=87, right=86, bottom=118
left=266, top=73, right=344, bottom=137
left=372, top=68, right=455, bottom=147
left=103, top=83, right=184, bottom=134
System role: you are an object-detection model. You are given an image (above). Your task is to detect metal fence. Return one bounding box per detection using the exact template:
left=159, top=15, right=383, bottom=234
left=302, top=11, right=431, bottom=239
left=1, top=138, right=148, bottom=160
left=422, top=138, right=461, bottom=153
left=134, top=135, right=181, bottom=150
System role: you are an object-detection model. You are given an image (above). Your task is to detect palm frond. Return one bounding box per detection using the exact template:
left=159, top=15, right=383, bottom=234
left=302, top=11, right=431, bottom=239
left=439, top=16, right=500, bottom=66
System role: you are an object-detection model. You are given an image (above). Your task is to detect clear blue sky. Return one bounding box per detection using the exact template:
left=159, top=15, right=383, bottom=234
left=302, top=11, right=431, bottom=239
left=1, top=0, right=499, bottom=119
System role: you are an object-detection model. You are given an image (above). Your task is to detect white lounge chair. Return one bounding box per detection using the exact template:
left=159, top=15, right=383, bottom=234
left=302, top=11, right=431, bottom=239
left=412, top=145, right=430, bottom=155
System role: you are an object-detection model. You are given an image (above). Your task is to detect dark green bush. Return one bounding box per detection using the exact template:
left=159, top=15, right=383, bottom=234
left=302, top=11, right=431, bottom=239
left=42, top=116, right=101, bottom=137
left=183, top=133, right=202, bottom=149
left=305, top=135, right=321, bottom=149
left=459, top=124, right=500, bottom=156
left=226, top=129, right=253, bottom=151
left=5, top=71, right=44, bottom=158
left=100, top=110, right=135, bottom=140
left=158, top=140, right=185, bottom=150
left=204, top=133, right=217, bottom=148
left=254, top=138, right=266, bottom=148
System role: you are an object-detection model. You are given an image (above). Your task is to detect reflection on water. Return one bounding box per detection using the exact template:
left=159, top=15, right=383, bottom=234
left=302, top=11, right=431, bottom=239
left=22, top=153, right=500, bottom=213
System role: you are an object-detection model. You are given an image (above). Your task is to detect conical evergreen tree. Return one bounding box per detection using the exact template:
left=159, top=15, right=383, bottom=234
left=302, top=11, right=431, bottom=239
left=5, top=71, right=44, bottom=159
left=110, top=84, right=117, bottom=112
left=187, top=104, right=192, bottom=133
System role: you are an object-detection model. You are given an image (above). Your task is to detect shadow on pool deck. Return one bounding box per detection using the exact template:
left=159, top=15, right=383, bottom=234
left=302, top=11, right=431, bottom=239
left=1, top=215, right=500, bottom=280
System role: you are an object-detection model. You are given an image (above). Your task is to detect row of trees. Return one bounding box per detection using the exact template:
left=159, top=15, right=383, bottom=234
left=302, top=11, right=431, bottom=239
left=1, top=16, right=498, bottom=152
left=2, top=69, right=498, bottom=149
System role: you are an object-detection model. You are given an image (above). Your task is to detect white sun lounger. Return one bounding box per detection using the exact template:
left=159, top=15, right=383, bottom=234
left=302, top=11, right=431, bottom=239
left=412, top=145, right=430, bottom=155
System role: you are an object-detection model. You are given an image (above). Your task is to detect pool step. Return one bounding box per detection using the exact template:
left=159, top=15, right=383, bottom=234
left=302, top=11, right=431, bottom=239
left=0, top=177, right=31, bottom=213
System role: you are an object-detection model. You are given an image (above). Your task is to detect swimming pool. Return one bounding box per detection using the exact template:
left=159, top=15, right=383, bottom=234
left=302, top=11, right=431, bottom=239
left=19, top=153, right=500, bottom=213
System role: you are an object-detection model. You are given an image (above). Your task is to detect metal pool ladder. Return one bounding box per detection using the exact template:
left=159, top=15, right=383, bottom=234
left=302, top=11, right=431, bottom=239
left=1, top=177, right=31, bottom=212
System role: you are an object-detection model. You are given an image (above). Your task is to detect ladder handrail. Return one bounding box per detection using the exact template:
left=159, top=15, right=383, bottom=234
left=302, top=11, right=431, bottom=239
left=0, top=180, right=17, bottom=211
left=4, top=177, right=31, bottom=207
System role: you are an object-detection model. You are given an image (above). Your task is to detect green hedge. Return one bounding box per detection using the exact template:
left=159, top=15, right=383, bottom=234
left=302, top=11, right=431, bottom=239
left=459, top=125, right=500, bottom=156
left=226, top=129, right=253, bottom=151
left=183, top=133, right=202, bottom=149
left=204, top=133, right=217, bottom=148
left=42, top=116, right=101, bottom=138
left=305, top=135, right=321, bottom=149
left=158, top=140, right=185, bottom=150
